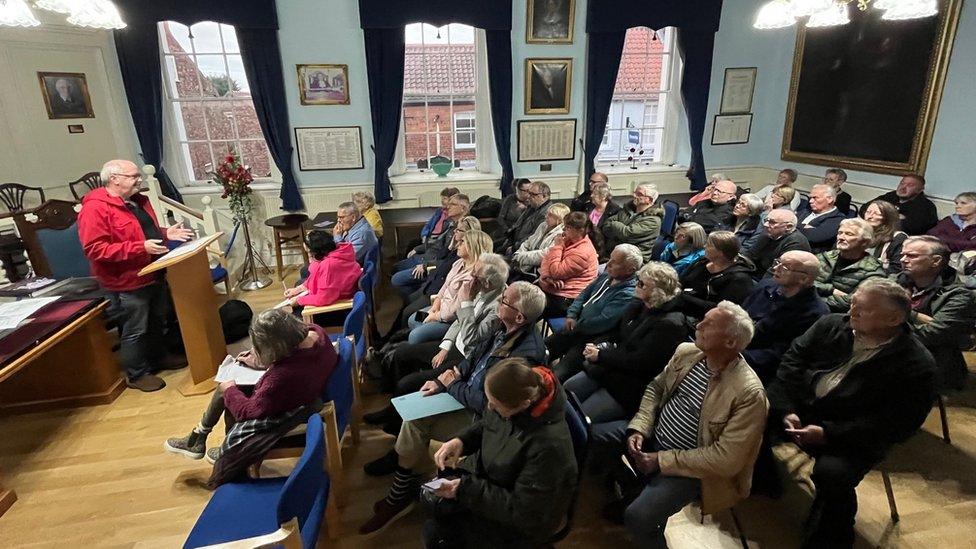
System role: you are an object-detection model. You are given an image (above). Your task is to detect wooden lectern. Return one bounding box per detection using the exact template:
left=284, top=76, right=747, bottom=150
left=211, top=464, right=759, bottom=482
left=139, top=233, right=226, bottom=396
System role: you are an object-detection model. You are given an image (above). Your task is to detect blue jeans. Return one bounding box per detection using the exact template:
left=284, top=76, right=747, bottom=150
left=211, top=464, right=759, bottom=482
left=394, top=255, right=423, bottom=272
left=406, top=308, right=450, bottom=344
left=625, top=474, right=701, bottom=547
left=392, top=263, right=425, bottom=297
left=109, top=281, right=168, bottom=380
left=564, top=371, right=628, bottom=423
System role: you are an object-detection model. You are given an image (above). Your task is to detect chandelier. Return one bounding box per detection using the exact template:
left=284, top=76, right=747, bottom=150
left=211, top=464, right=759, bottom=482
left=754, top=0, right=938, bottom=29
left=0, top=0, right=126, bottom=29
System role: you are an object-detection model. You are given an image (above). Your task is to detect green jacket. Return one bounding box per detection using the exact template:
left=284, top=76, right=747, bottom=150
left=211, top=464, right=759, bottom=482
left=455, top=380, right=577, bottom=545
left=895, top=267, right=976, bottom=390
left=814, top=250, right=885, bottom=311
left=601, top=201, right=663, bottom=262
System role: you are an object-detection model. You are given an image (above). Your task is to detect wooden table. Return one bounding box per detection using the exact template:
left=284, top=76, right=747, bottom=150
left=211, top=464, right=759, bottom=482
left=0, top=298, right=121, bottom=518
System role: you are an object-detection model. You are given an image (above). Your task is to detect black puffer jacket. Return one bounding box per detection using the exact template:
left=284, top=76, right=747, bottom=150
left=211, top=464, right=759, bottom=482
left=679, top=254, right=757, bottom=318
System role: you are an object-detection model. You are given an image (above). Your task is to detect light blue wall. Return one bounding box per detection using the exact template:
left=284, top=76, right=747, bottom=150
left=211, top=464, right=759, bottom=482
left=701, top=0, right=976, bottom=199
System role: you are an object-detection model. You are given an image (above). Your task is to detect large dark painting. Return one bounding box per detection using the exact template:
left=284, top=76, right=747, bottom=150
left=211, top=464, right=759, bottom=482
left=782, top=0, right=961, bottom=175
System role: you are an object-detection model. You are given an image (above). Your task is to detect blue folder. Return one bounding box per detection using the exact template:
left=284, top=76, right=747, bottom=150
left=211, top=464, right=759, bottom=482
left=391, top=391, right=464, bottom=422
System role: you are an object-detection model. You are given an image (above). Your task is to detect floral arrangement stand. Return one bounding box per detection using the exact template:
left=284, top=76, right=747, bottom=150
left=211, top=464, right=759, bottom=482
left=213, top=154, right=271, bottom=291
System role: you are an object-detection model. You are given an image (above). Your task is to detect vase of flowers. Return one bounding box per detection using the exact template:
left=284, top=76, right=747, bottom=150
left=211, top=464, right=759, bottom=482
left=213, top=153, right=270, bottom=291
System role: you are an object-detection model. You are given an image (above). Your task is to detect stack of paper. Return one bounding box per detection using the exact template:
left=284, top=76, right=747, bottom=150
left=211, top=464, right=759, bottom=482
left=213, top=355, right=266, bottom=385
left=273, top=290, right=308, bottom=309
left=0, top=296, right=61, bottom=330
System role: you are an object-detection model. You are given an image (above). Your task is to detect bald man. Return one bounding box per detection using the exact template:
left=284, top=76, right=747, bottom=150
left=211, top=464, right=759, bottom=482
left=680, top=179, right=738, bottom=233
left=740, top=250, right=828, bottom=383
left=78, top=159, right=194, bottom=392
left=743, top=209, right=811, bottom=279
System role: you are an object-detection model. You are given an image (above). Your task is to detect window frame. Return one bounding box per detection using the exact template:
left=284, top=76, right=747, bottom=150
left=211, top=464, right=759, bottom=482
left=452, top=111, right=476, bottom=150
left=157, top=21, right=274, bottom=187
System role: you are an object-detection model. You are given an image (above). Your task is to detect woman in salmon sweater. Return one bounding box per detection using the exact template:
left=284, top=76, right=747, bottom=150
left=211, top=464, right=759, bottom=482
left=539, top=211, right=598, bottom=318
left=285, top=230, right=362, bottom=325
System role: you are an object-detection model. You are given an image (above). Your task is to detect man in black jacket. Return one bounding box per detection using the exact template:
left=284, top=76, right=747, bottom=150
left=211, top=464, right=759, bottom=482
left=741, top=250, right=828, bottom=384
left=499, top=181, right=551, bottom=254
left=680, top=179, right=737, bottom=233
left=761, top=278, right=936, bottom=548
left=360, top=281, right=547, bottom=536
left=859, top=174, right=939, bottom=235
left=744, top=209, right=811, bottom=279
left=796, top=184, right=848, bottom=254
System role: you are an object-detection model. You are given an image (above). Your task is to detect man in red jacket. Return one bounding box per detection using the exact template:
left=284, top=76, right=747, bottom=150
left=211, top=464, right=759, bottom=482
left=78, top=159, right=193, bottom=391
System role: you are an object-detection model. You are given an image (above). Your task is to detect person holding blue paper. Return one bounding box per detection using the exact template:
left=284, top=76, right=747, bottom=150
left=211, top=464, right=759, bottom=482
left=359, top=281, right=547, bottom=537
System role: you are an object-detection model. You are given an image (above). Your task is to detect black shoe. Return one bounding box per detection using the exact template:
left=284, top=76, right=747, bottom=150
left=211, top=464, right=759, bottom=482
left=363, top=404, right=397, bottom=425
left=382, top=418, right=403, bottom=437
left=364, top=449, right=400, bottom=477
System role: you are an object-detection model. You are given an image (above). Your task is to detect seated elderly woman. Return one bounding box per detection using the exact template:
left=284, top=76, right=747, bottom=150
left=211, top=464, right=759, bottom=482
left=659, top=222, right=707, bottom=275
left=928, top=191, right=976, bottom=253
left=586, top=182, right=622, bottom=253
left=862, top=199, right=908, bottom=274
left=423, top=357, right=577, bottom=549
left=352, top=190, right=384, bottom=238
left=511, top=202, right=570, bottom=280
left=163, top=309, right=337, bottom=485
left=754, top=168, right=801, bottom=210
left=731, top=193, right=764, bottom=246
left=407, top=230, right=493, bottom=344
left=679, top=230, right=756, bottom=319
left=814, top=217, right=885, bottom=312
left=284, top=230, right=362, bottom=326
left=561, top=262, right=689, bottom=440
left=539, top=211, right=599, bottom=318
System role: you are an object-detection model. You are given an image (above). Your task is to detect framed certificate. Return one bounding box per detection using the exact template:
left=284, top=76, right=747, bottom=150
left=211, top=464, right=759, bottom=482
left=719, top=67, right=757, bottom=114
left=711, top=114, right=753, bottom=145
left=294, top=126, right=364, bottom=171
left=517, top=119, right=577, bottom=162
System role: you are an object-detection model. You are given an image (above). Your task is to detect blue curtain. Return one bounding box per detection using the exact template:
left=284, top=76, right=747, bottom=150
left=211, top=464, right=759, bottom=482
left=584, top=0, right=724, bottom=191
left=363, top=28, right=406, bottom=204
left=485, top=31, right=514, bottom=195
left=114, top=0, right=278, bottom=29
left=582, top=31, right=626, bottom=193
left=238, top=28, right=304, bottom=211
left=113, top=24, right=182, bottom=202
left=359, top=0, right=513, bottom=202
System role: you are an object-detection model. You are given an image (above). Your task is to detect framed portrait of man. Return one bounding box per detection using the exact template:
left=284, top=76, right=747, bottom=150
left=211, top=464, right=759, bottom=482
left=37, top=72, right=94, bottom=119
left=526, top=0, right=575, bottom=44
left=525, top=58, right=572, bottom=115
left=297, top=64, right=350, bottom=105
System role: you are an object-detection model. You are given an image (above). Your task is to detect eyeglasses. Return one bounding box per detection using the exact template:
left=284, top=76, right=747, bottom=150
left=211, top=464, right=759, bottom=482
left=772, top=259, right=814, bottom=276
left=713, top=190, right=736, bottom=197
left=527, top=191, right=545, bottom=197
left=901, top=252, right=937, bottom=260
left=499, top=297, right=522, bottom=315
left=115, top=173, right=141, bottom=180
left=636, top=279, right=647, bottom=288
left=763, top=218, right=788, bottom=226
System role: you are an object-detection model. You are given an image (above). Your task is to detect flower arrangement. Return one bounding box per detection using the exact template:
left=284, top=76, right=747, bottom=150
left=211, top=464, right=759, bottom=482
left=213, top=153, right=253, bottom=223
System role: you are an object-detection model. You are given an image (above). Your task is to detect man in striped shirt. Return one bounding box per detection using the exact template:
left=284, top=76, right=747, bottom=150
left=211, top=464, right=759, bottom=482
left=621, top=302, right=769, bottom=547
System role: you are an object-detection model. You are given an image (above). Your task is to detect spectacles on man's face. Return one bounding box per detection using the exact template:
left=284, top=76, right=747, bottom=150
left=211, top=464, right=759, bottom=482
left=115, top=173, right=141, bottom=180
left=764, top=218, right=787, bottom=226
left=901, top=252, right=937, bottom=260
left=499, top=297, right=522, bottom=315
left=527, top=191, right=545, bottom=197
left=772, top=259, right=813, bottom=276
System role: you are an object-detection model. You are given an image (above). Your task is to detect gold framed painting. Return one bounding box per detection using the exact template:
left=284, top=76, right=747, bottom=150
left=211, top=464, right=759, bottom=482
left=526, top=0, right=575, bottom=44
left=781, top=0, right=961, bottom=176
left=37, top=72, right=94, bottom=119
left=525, top=58, right=572, bottom=115
left=297, top=64, right=350, bottom=105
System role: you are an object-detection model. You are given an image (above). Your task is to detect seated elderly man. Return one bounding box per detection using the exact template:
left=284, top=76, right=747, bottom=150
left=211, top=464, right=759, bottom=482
left=492, top=178, right=531, bottom=244
left=546, top=243, right=642, bottom=379
left=359, top=281, right=547, bottom=535
left=601, top=183, right=664, bottom=262
left=895, top=235, right=976, bottom=391
left=740, top=250, right=828, bottom=384
left=680, top=179, right=738, bottom=233
left=511, top=202, right=569, bottom=280
left=814, top=218, right=885, bottom=312
left=744, top=209, right=811, bottom=279
left=796, top=184, right=847, bottom=254
left=333, top=201, right=378, bottom=264
left=391, top=194, right=470, bottom=297
left=364, top=253, right=509, bottom=434
left=761, top=279, right=936, bottom=547
left=614, top=302, right=768, bottom=546
left=500, top=181, right=552, bottom=253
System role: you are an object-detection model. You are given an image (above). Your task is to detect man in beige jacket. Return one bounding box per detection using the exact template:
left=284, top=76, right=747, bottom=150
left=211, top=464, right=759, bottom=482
left=622, top=301, right=769, bottom=547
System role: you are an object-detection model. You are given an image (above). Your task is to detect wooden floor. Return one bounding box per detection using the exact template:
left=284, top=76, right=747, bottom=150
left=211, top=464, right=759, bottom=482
left=1, top=261, right=975, bottom=548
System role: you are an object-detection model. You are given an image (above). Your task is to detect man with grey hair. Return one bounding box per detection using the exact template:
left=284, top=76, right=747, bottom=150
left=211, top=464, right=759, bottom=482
left=797, top=183, right=847, bottom=254
left=360, top=281, right=547, bottom=534
left=894, top=235, right=976, bottom=390
left=761, top=278, right=935, bottom=547
left=680, top=179, right=738, bottom=233
left=814, top=217, right=885, bottom=312
left=78, top=159, right=194, bottom=392
left=501, top=181, right=552, bottom=253
left=602, top=182, right=664, bottom=262
left=614, top=301, right=768, bottom=545
left=546, top=243, right=642, bottom=379
left=334, top=201, right=378, bottom=263
left=744, top=208, right=811, bottom=279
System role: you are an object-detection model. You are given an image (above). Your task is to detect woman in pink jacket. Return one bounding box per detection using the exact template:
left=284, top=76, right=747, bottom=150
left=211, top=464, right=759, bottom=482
left=285, top=231, right=362, bottom=325
left=539, top=211, right=598, bottom=318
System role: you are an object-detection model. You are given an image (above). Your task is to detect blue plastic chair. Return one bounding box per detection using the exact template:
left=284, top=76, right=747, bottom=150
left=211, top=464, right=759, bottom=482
left=661, top=199, right=680, bottom=237
left=548, top=391, right=592, bottom=543
left=542, top=316, right=567, bottom=337
left=183, top=414, right=330, bottom=548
